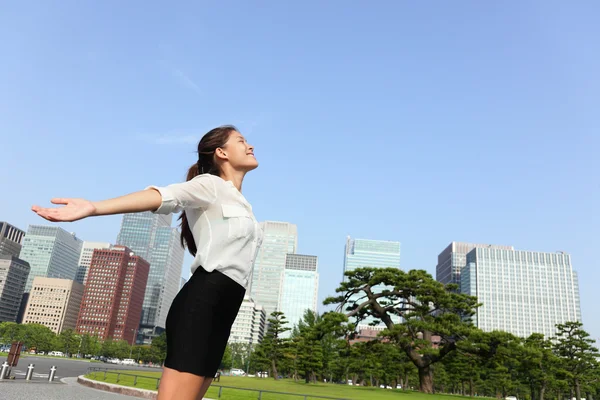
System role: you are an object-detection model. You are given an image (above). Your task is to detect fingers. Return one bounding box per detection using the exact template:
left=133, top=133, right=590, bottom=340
left=31, top=207, right=69, bottom=222
left=51, top=198, right=69, bottom=205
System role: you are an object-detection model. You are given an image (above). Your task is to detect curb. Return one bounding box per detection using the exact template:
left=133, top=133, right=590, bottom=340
left=77, top=375, right=157, bottom=399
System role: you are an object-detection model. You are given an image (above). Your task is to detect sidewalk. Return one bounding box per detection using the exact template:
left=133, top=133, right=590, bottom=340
left=0, top=377, right=142, bottom=399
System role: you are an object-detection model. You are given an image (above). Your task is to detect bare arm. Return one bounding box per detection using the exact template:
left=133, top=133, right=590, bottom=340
left=32, top=189, right=162, bottom=222
left=92, top=189, right=162, bottom=216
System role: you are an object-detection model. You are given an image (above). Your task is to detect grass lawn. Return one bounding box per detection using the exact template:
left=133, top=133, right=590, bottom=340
left=85, top=371, right=474, bottom=400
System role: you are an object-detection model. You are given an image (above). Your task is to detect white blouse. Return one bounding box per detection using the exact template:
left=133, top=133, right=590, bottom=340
left=146, top=174, right=263, bottom=289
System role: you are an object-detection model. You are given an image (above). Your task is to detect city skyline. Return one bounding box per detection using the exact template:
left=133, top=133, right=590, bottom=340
left=1, top=217, right=593, bottom=342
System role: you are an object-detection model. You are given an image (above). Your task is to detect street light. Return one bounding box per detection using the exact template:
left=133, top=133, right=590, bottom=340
left=129, top=328, right=138, bottom=359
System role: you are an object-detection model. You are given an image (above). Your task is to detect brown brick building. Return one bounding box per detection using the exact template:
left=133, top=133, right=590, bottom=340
left=76, top=245, right=149, bottom=345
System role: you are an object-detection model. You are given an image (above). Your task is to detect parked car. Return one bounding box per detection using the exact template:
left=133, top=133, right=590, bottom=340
left=121, top=359, right=136, bottom=366
left=230, top=368, right=245, bottom=376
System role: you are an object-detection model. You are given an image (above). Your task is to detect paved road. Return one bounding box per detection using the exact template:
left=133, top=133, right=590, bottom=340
left=0, top=355, right=161, bottom=381
left=0, top=356, right=162, bottom=399
left=0, top=377, right=146, bottom=399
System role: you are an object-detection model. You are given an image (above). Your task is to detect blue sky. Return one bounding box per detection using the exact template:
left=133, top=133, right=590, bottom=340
left=1, top=1, right=598, bottom=339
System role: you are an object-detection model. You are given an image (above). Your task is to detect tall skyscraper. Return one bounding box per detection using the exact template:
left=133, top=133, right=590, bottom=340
left=22, top=278, right=84, bottom=334
left=0, top=222, right=26, bottom=257
left=343, top=237, right=401, bottom=327
left=19, top=225, right=83, bottom=292
left=436, top=242, right=514, bottom=286
left=249, top=221, right=298, bottom=316
left=0, top=255, right=30, bottom=322
left=76, top=241, right=111, bottom=285
left=279, top=254, right=319, bottom=334
left=461, top=247, right=582, bottom=338
left=76, top=246, right=149, bottom=345
left=116, top=212, right=184, bottom=330
left=229, top=296, right=267, bottom=345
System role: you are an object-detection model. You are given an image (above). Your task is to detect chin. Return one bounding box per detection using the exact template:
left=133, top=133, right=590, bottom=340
left=242, top=160, right=259, bottom=172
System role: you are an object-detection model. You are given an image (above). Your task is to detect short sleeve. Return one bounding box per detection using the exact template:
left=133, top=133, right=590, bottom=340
left=145, top=174, right=218, bottom=214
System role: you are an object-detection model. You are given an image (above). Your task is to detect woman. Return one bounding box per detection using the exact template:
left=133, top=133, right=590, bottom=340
left=32, top=125, right=263, bottom=400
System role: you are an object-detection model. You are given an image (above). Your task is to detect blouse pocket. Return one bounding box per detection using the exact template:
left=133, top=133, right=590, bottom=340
left=221, top=204, right=253, bottom=239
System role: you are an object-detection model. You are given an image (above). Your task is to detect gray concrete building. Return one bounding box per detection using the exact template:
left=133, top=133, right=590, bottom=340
left=0, top=254, right=31, bottom=322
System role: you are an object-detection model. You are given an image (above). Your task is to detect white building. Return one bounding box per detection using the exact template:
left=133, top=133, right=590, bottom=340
left=249, top=221, right=298, bottom=316
left=462, top=248, right=581, bottom=338
left=76, top=241, right=111, bottom=285
left=228, top=296, right=267, bottom=345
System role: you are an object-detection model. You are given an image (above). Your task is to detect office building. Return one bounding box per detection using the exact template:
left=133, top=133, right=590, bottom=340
left=279, top=254, right=318, bottom=335
left=76, top=246, right=149, bottom=345
left=249, top=221, right=298, bottom=316
left=116, top=212, right=184, bottom=330
left=180, top=277, right=187, bottom=290
left=22, top=277, right=84, bottom=334
left=19, top=225, right=83, bottom=292
left=436, top=242, right=514, bottom=286
left=76, top=241, right=111, bottom=285
left=343, top=237, right=401, bottom=327
left=0, top=222, right=26, bottom=257
left=229, top=296, right=267, bottom=345
left=461, top=248, right=582, bottom=338
left=0, top=255, right=30, bottom=322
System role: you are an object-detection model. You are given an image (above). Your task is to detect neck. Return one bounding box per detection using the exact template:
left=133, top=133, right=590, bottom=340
left=220, top=170, right=246, bottom=192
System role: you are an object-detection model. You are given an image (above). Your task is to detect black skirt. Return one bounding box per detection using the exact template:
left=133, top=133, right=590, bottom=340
left=164, top=266, right=245, bottom=377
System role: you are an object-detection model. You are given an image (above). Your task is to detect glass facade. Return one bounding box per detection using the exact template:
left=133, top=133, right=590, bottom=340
left=436, top=242, right=514, bottom=286
left=343, top=237, right=401, bottom=327
left=279, top=254, right=318, bottom=335
left=461, top=248, right=582, bottom=338
left=116, top=212, right=184, bottom=329
left=20, top=225, right=83, bottom=292
left=249, top=221, right=297, bottom=316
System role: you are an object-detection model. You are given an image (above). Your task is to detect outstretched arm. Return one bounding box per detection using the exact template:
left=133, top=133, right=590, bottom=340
left=32, top=174, right=218, bottom=222
left=32, top=189, right=163, bottom=222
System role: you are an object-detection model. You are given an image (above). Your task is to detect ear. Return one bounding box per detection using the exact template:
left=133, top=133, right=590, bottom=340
left=215, top=147, right=228, bottom=161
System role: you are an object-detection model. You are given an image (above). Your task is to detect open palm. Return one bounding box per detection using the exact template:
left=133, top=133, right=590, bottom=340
left=32, top=198, right=96, bottom=222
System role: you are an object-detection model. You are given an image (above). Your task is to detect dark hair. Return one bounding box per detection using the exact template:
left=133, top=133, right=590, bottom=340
left=179, top=125, right=238, bottom=255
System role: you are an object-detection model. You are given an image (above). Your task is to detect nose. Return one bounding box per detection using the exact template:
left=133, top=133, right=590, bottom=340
left=248, top=143, right=254, bottom=152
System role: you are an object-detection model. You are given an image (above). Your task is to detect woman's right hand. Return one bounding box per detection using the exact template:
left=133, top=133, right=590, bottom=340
left=32, top=198, right=97, bottom=222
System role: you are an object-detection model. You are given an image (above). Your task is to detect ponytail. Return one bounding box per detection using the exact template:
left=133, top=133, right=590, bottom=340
left=178, top=163, right=201, bottom=256
left=178, top=124, right=238, bottom=256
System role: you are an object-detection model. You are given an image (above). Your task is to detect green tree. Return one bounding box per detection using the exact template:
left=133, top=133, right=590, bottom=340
left=22, top=323, right=55, bottom=352
left=80, top=333, right=101, bottom=357
left=324, top=267, right=479, bottom=393
left=476, top=330, right=524, bottom=399
left=0, top=322, right=24, bottom=344
left=292, top=310, right=326, bottom=383
left=56, top=329, right=80, bottom=357
left=150, top=332, right=167, bottom=365
left=520, top=333, right=561, bottom=400
left=257, top=311, right=291, bottom=380
left=553, top=322, right=600, bottom=400
left=220, top=345, right=232, bottom=370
